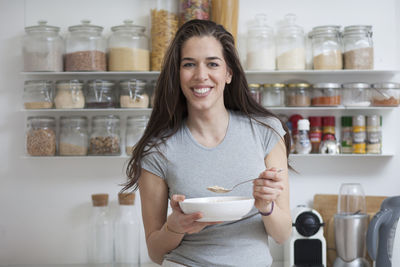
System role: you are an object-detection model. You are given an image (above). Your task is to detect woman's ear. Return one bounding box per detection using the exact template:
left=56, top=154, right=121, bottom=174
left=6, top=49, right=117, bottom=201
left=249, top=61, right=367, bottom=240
left=226, top=69, right=233, bottom=84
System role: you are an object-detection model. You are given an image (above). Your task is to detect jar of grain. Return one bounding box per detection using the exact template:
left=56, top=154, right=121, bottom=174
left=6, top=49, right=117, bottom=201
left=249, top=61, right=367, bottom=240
left=23, top=80, right=54, bottom=109
left=276, top=14, right=306, bottom=70
left=342, top=82, right=371, bottom=107
left=262, top=83, right=285, bottom=107
left=343, top=25, right=374, bottom=69
left=54, top=80, right=85, bottom=109
left=120, top=79, right=149, bottom=108
left=179, top=0, right=210, bottom=26
left=151, top=0, right=179, bottom=71
left=23, top=20, right=64, bottom=72
left=108, top=20, right=150, bottom=71
left=26, top=116, right=56, bottom=156
left=371, top=82, right=400, bottom=107
left=309, top=25, right=342, bottom=70
left=125, top=115, right=149, bottom=155
left=65, top=20, right=107, bottom=71
left=248, top=83, right=261, bottom=104
left=89, top=115, right=121, bottom=156
left=85, top=80, right=117, bottom=108
left=59, top=116, right=88, bottom=156
left=311, top=83, right=341, bottom=106
left=246, top=14, right=275, bottom=71
left=286, top=83, right=311, bottom=107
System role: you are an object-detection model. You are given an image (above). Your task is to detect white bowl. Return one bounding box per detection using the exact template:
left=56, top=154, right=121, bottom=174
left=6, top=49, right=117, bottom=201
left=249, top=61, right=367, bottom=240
left=179, top=196, right=255, bottom=222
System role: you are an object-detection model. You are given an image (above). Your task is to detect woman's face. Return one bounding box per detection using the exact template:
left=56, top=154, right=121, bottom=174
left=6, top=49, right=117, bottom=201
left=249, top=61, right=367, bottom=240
left=180, top=36, right=232, bottom=113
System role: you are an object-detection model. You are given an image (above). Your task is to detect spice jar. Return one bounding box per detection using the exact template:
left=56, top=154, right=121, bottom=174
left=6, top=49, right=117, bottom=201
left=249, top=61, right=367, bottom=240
left=23, top=20, right=64, bottom=72
left=341, top=116, right=353, bottom=154
left=59, top=116, right=88, bottom=156
left=295, top=119, right=311, bottom=154
left=371, top=83, right=400, bottom=107
left=125, top=115, right=149, bottom=155
left=211, top=0, right=239, bottom=42
left=342, top=82, right=371, bottom=107
left=120, top=79, right=149, bottom=108
left=309, top=116, right=322, bottom=154
left=286, top=83, right=311, bottom=107
left=262, top=83, right=285, bottom=107
left=108, top=20, right=150, bottom=71
left=246, top=14, right=275, bottom=71
left=89, top=115, right=121, bottom=156
left=343, top=25, right=374, bottom=69
left=309, top=25, right=342, bottom=70
left=85, top=80, right=117, bottom=108
left=54, top=80, right=85, bottom=109
left=311, top=83, right=341, bottom=106
left=23, top=80, right=53, bottom=109
left=179, top=0, right=210, bottom=26
left=320, top=116, right=339, bottom=154
left=276, top=14, right=306, bottom=70
left=352, top=115, right=366, bottom=154
left=151, top=0, right=179, bottom=71
left=26, top=116, right=56, bottom=156
left=65, top=20, right=107, bottom=71
left=248, top=83, right=261, bottom=104
left=367, top=115, right=382, bottom=154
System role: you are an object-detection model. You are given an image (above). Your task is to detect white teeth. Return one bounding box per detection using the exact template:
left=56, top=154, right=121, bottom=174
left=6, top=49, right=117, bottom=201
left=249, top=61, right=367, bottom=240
left=193, top=87, right=211, bottom=94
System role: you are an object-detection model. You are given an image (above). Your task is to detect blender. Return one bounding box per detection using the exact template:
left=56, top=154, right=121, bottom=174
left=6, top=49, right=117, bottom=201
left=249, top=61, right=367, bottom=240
left=333, top=183, right=370, bottom=267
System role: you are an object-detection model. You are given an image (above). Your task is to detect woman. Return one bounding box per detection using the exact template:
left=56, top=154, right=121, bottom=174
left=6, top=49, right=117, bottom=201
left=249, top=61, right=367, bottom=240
left=124, top=19, right=292, bottom=266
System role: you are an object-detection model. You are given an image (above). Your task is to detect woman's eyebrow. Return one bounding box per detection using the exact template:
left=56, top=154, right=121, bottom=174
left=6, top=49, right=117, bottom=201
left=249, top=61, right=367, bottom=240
left=181, top=56, right=223, bottom=62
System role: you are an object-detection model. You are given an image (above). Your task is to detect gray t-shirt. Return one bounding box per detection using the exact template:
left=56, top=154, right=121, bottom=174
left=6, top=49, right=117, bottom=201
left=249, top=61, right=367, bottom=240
left=142, top=110, right=286, bottom=267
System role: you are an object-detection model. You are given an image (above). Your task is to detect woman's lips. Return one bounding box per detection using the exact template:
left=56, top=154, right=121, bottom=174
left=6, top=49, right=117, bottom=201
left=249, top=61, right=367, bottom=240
left=192, top=87, right=212, bottom=97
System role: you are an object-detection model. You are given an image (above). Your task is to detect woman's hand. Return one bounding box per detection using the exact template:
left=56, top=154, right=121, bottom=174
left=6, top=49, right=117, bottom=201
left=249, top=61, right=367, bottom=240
left=252, top=168, right=285, bottom=214
left=167, top=194, right=219, bottom=234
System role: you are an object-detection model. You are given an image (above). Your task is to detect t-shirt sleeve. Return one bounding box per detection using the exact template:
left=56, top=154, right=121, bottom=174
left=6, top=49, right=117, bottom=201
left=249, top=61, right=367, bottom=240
left=256, top=116, right=286, bottom=157
left=141, top=148, right=168, bottom=180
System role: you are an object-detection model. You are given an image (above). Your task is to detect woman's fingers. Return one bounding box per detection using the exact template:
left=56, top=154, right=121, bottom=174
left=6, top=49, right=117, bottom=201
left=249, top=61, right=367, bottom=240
left=170, top=194, right=185, bottom=211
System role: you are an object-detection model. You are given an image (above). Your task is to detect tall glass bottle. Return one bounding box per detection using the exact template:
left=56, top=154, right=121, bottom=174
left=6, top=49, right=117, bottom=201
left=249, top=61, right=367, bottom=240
left=114, top=193, right=140, bottom=267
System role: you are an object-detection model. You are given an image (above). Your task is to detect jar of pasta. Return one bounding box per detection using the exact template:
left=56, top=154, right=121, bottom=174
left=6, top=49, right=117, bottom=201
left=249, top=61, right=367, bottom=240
left=54, top=80, right=85, bottom=109
left=23, top=80, right=53, bottom=109
left=120, top=79, right=149, bottom=108
left=343, top=25, right=374, bottom=69
left=59, top=116, right=88, bottom=156
left=262, top=83, right=285, bottom=107
left=89, top=115, right=121, bottom=156
left=286, top=83, right=311, bottom=107
left=85, top=80, right=117, bottom=108
left=371, top=83, right=400, bottom=106
left=26, top=116, right=56, bottom=156
left=311, top=83, right=341, bottom=106
left=125, top=115, right=149, bottom=155
left=151, top=0, right=179, bottom=71
left=211, top=0, right=239, bottom=42
left=179, top=0, right=210, bottom=26
left=108, top=20, right=150, bottom=71
left=65, top=20, right=107, bottom=71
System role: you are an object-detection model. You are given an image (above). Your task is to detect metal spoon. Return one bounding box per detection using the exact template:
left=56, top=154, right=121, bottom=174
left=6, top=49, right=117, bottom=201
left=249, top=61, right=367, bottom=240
left=207, top=169, right=283, bottom=193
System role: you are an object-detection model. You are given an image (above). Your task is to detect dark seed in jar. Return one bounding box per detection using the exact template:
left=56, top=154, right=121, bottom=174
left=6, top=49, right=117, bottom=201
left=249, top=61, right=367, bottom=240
left=89, top=136, right=120, bottom=155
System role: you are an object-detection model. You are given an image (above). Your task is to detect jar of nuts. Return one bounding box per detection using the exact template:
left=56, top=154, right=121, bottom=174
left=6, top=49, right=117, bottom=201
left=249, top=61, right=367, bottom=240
left=89, top=115, right=121, bottom=156
left=26, top=116, right=56, bottom=156
left=59, top=116, right=88, bottom=156
left=120, top=79, right=149, bottom=108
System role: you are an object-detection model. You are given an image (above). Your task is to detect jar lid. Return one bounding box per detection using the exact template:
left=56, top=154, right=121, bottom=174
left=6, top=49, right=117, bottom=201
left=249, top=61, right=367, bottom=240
left=127, top=115, right=149, bottom=126
left=372, top=82, right=400, bottom=89
left=367, top=115, right=381, bottom=127
left=309, top=116, right=322, bottom=127
left=88, top=79, right=115, bottom=88
left=263, top=83, right=285, bottom=88
left=322, top=116, right=335, bottom=126
left=60, top=116, right=88, bottom=127
left=92, top=115, right=120, bottom=125
left=118, top=193, right=135, bottom=205
left=288, top=83, right=310, bottom=88
left=309, top=25, right=341, bottom=37
left=313, top=83, right=341, bottom=89
left=342, top=82, right=370, bottom=89
left=56, top=80, right=84, bottom=87
left=297, top=119, right=310, bottom=131
left=343, top=25, right=372, bottom=36
left=68, top=20, right=103, bottom=32
left=248, top=83, right=260, bottom=88
left=27, top=116, right=56, bottom=127
left=341, top=116, right=352, bottom=127
left=248, top=14, right=273, bottom=35
left=111, top=19, right=145, bottom=32
left=353, top=115, right=366, bottom=126
left=24, top=80, right=53, bottom=91
left=91, top=194, right=108, bottom=207
left=25, top=20, right=60, bottom=33
left=120, top=79, right=147, bottom=88
left=277, top=14, right=304, bottom=37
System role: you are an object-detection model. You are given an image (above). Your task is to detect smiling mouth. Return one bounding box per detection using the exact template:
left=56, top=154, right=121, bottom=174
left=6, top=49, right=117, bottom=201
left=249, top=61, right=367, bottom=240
left=193, top=87, right=212, bottom=96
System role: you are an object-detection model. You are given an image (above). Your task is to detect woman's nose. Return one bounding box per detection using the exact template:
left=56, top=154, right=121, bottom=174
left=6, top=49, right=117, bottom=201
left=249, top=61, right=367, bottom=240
left=194, top=65, right=208, bottom=80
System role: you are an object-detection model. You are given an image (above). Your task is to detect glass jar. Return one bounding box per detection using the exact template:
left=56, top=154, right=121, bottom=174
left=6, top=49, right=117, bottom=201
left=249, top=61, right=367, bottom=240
left=309, top=25, right=342, bottom=70
left=54, top=80, right=85, bottom=109
left=59, top=116, right=88, bottom=156
left=248, top=83, right=261, bottom=104
left=262, top=83, right=285, bottom=107
left=23, top=80, right=53, bottom=109
left=343, top=25, right=374, bottom=69
left=352, top=115, right=366, bottom=154
left=89, top=115, right=121, bottom=156
left=311, top=83, right=341, bottom=106
left=23, top=21, right=64, bottom=72
left=151, top=0, right=179, bottom=71
left=286, top=83, right=311, bottom=107
left=65, top=20, right=107, bottom=71
left=246, top=14, right=275, bottom=71
left=108, top=20, right=150, bottom=71
left=276, top=14, right=306, bottom=70
left=366, top=115, right=382, bottom=154
left=342, top=82, right=371, bottom=107
left=120, top=79, right=149, bottom=108
left=371, top=83, right=400, bottom=107
left=85, top=80, right=117, bottom=108
left=125, top=115, right=149, bottom=155
left=26, top=116, right=56, bottom=156
left=211, top=0, right=239, bottom=42
left=179, top=0, right=210, bottom=26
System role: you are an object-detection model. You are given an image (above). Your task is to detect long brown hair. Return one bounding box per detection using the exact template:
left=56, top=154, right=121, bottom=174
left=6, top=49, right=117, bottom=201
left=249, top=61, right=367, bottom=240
left=123, top=19, right=290, bottom=192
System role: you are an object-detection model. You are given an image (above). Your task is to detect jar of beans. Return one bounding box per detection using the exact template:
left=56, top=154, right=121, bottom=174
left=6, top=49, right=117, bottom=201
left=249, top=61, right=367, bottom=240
left=26, top=116, right=56, bottom=156
left=89, top=115, right=121, bottom=156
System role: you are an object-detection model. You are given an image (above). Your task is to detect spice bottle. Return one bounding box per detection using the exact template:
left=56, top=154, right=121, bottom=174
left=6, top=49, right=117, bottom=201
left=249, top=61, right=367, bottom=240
left=289, top=114, right=303, bottom=153
left=352, top=115, right=366, bottom=154
left=295, top=119, right=311, bottom=154
left=309, top=116, right=322, bottom=153
left=59, top=116, right=88, bottom=156
left=367, top=115, right=382, bottom=154
left=26, top=116, right=56, bottom=156
left=248, top=83, right=261, bottom=104
left=89, top=115, right=121, bottom=156
left=322, top=116, right=336, bottom=141
left=341, top=116, right=353, bottom=154
left=343, top=25, right=374, bottom=69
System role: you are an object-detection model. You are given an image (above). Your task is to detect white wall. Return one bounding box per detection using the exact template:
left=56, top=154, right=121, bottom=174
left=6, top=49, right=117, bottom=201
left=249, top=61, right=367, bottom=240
left=0, top=0, right=399, bottom=265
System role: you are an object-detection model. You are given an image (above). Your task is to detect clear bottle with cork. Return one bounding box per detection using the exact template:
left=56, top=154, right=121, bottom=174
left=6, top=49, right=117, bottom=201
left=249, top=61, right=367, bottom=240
left=114, top=193, right=140, bottom=267
left=341, top=116, right=353, bottom=154
left=352, top=115, right=366, bottom=154
left=367, top=115, right=382, bottom=154
left=295, top=119, right=312, bottom=154
left=309, top=116, right=322, bottom=154
left=88, top=194, right=113, bottom=266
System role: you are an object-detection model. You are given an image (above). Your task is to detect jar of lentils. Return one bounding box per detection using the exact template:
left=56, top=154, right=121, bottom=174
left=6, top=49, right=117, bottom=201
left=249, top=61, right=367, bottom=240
left=59, top=116, right=88, bottom=156
left=89, top=115, right=121, bottom=156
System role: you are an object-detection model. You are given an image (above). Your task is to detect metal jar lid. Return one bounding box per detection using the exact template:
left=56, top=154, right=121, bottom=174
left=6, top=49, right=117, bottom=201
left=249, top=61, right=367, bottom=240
left=248, top=83, right=260, bottom=88
left=263, top=83, right=285, bottom=88
left=372, top=82, right=400, bottom=89
left=313, top=83, right=341, bottom=89
left=342, top=82, right=370, bottom=89
left=288, top=83, right=310, bottom=88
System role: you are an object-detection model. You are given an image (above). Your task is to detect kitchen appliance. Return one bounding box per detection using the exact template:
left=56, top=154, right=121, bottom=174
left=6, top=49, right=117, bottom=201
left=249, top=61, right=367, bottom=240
left=333, top=183, right=369, bottom=267
left=367, top=195, right=400, bottom=267
left=284, top=205, right=326, bottom=267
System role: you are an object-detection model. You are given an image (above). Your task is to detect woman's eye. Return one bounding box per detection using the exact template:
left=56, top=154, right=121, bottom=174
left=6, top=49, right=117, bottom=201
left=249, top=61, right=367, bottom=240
left=208, top=62, right=219, bottom=67
left=182, top=62, right=195, bottom=67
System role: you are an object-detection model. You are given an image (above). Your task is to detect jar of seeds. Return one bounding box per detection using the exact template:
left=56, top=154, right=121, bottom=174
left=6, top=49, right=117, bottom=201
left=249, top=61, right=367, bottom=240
left=89, top=115, right=121, bottom=156
left=26, top=116, right=56, bottom=156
